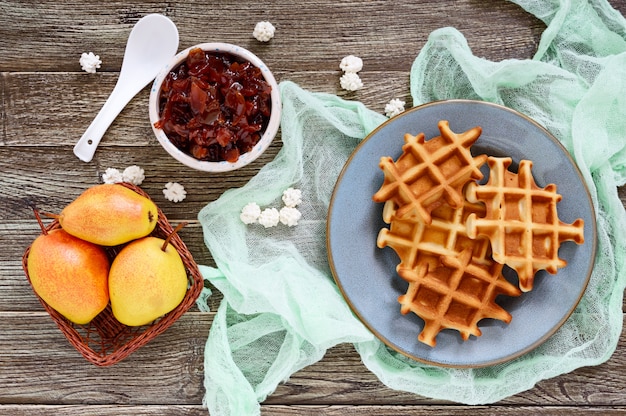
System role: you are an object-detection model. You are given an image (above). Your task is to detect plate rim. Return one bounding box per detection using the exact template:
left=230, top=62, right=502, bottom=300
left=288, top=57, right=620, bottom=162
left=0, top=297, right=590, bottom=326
left=326, top=99, right=597, bottom=368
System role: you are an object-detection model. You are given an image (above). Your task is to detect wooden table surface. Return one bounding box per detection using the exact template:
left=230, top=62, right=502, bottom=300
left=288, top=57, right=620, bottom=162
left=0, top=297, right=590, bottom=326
left=1, top=1, right=625, bottom=415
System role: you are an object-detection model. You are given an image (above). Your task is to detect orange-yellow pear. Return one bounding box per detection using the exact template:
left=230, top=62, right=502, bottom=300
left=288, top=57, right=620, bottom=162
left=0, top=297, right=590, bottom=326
left=27, top=229, right=110, bottom=325
left=109, top=236, right=187, bottom=326
left=59, top=184, right=158, bottom=246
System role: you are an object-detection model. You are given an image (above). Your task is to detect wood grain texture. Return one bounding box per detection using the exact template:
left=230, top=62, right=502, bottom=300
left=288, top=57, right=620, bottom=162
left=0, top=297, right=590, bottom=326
left=0, top=0, right=544, bottom=72
left=1, top=405, right=626, bottom=416
left=1, top=0, right=625, bottom=414
left=0, top=312, right=625, bottom=408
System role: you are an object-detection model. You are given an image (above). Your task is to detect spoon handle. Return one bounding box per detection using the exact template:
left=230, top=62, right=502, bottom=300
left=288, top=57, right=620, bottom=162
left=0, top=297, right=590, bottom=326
left=73, top=82, right=138, bottom=162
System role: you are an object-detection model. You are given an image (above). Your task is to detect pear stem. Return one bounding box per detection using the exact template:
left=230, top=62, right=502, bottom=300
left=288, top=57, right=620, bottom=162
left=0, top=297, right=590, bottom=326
left=32, top=208, right=48, bottom=236
left=40, top=211, right=61, bottom=220
left=161, top=222, right=188, bottom=252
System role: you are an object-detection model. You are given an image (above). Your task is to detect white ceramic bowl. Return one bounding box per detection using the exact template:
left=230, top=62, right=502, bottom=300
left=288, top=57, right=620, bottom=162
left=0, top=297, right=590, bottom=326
left=149, top=42, right=281, bottom=172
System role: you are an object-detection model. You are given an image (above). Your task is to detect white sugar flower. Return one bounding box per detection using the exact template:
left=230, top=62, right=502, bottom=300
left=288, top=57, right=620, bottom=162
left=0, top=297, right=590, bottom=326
left=240, top=202, right=262, bottom=224
left=384, top=98, right=406, bottom=118
left=163, top=182, right=186, bottom=203
left=340, top=72, right=363, bottom=91
left=79, top=52, right=102, bottom=74
left=102, top=167, right=123, bottom=184
left=279, top=206, right=302, bottom=227
left=282, top=187, right=302, bottom=208
left=253, top=21, right=276, bottom=42
left=258, top=207, right=280, bottom=228
left=122, top=165, right=145, bottom=185
left=339, top=55, right=363, bottom=73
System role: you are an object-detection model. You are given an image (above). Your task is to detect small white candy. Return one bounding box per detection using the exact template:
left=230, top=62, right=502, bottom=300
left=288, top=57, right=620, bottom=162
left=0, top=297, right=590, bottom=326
left=79, top=52, right=102, bottom=74
left=163, top=182, right=187, bottom=203
left=339, top=55, right=363, bottom=73
left=384, top=98, right=406, bottom=118
left=253, top=21, right=276, bottom=42
left=279, top=206, right=302, bottom=227
left=258, top=207, right=280, bottom=228
left=240, top=202, right=262, bottom=224
left=340, top=72, right=363, bottom=91
left=102, top=167, right=123, bottom=184
left=282, top=188, right=302, bottom=208
left=122, top=165, right=145, bottom=185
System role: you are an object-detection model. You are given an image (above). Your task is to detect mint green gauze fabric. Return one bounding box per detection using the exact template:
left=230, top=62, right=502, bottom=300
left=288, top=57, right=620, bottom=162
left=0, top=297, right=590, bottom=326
left=197, top=0, right=626, bottom=413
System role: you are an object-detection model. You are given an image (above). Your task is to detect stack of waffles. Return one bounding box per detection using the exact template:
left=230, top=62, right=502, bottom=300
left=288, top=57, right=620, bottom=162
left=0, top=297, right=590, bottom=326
left=373, top=120, right=584, bottom=347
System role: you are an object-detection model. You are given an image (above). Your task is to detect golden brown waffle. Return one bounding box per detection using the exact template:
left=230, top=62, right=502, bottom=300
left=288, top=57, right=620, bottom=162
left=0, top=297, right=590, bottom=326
left=465, top=156, right=585, bottom=292
left=373, top=120, right=487, bottom=224
left=397, top=249, right=522, bottom=347
left=378, top=199, right=519, bottom=347
left=377, top=199, right=492, bottom=274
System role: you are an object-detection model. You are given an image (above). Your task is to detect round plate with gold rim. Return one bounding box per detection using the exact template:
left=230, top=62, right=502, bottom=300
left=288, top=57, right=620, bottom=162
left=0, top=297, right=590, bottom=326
left=326, top=100, right=596, bottom=368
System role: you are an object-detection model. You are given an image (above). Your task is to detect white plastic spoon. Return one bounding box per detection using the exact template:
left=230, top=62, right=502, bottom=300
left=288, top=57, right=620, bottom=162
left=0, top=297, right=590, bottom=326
left=74, top=14, right=179, bottom=162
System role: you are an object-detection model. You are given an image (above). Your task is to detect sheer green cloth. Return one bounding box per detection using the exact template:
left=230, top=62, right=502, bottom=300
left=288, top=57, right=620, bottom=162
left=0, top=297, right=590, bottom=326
left=196, top=0, right=626, bottom=413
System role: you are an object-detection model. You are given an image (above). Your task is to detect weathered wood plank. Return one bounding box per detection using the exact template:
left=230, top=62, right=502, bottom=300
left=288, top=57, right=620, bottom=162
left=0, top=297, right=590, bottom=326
left=261, top=406, right=626, bottom=415
left=0, top=71, right=407, bottom=148
left=0, top=404, right=625, bottom=416
left=0, top=0, right=544, bottom=72
left=0, top=312, right=625, bottom=406
left=270, top=405, right=626, bottom=415
left=0, top=311, right=208, bottom=405
left=0, top=146, right=263, bottom=219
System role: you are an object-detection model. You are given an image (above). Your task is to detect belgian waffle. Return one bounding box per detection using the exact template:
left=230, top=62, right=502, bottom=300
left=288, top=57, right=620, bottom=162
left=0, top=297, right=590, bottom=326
left=465, top=156, right=585, bottom=292
left=377, top=199, right=492, bottom=274
left=397, top=249, right=522, bottom=347
left=372, top=120, right=487, bottom=224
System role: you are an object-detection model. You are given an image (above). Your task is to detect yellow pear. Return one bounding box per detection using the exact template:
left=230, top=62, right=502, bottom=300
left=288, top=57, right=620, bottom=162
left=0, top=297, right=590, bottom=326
left=27, top=226, right=110, bottom=325
left=59, top=184, right=158, bottom=246
left=109, top=235, right=188, bottom=326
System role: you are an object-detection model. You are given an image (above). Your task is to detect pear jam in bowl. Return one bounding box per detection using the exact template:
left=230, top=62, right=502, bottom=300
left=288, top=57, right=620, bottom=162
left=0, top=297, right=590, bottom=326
left=149, top=43, right=281, bottom=172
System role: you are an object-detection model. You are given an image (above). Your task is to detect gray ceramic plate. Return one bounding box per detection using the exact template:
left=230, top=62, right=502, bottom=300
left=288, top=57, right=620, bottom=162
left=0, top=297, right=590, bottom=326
left=327, top=100, right=596, bottom=368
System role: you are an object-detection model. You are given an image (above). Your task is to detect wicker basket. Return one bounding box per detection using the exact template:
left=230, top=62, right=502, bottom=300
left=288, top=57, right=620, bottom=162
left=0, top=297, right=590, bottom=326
left=21, top=182, right=204, bottom=366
